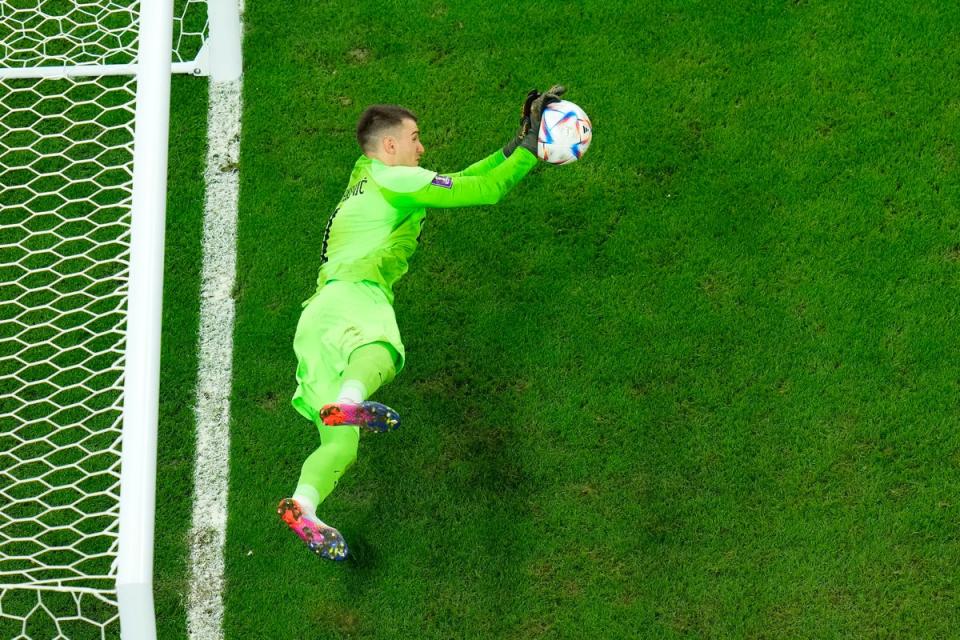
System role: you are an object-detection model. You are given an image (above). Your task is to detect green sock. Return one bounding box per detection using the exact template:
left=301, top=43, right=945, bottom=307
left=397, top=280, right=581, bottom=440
left=340, top=341, right=397, bottom=400
left=296, top=422, right=360, bottom=506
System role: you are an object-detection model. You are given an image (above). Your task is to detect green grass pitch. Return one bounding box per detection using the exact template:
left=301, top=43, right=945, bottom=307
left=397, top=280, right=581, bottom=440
left=154, top=1, right=960, bottom=638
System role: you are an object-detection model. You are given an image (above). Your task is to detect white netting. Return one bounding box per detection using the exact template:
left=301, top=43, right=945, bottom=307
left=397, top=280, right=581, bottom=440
left=0, top=74, right=136, bottom=638
left=0, top=588, right=117, bottom=639
left=0, top=0, right=208, bottom=68
left=0, top=1, right=209, bottom=634
left=173, top=0, right=208, bottom=64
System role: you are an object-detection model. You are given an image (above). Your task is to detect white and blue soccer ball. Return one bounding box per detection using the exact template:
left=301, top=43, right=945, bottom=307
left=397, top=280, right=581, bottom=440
left=537, top=99, right=592, bottom=165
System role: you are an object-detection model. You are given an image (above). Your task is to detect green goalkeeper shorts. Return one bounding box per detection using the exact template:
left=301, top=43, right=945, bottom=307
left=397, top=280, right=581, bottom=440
left=291, top=279, right=405, bottom=423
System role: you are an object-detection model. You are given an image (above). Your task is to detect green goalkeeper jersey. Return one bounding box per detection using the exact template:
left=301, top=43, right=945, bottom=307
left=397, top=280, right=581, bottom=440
left=314, top=147, right=538, bottom=303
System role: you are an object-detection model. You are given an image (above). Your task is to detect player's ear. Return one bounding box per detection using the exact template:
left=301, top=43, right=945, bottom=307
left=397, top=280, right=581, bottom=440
left=382, top=134, right=396, bottom=155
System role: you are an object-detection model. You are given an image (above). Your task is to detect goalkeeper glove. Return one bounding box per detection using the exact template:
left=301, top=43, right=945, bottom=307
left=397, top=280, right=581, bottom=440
left=503, top=89, right=540, bottom=158
left=503, top=85, right=567, bottom=158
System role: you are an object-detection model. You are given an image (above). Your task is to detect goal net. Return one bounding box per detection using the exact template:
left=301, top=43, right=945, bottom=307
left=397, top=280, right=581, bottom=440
left=0, top=1, right=238, bottom=638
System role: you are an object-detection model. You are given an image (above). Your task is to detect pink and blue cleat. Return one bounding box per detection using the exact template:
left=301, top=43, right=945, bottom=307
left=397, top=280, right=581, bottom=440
left=277, top=498, right=348, bottom=561
left=320, top=401, right=401, bottom=433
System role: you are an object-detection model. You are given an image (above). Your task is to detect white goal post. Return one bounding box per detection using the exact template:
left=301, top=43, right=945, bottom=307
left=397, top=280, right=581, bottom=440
left=0, top=1, right=240, bottom=638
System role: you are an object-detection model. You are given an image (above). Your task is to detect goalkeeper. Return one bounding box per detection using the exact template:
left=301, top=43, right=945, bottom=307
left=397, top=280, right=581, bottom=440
left=278, top=86, right=566, bottom=560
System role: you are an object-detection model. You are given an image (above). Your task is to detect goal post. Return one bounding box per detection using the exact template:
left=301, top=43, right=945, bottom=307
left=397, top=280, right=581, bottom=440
left=0, top=1, right=241, bottom=638
left=208, top=0, right=243, bottom=81
left=115, top=0, right=175, bottom=637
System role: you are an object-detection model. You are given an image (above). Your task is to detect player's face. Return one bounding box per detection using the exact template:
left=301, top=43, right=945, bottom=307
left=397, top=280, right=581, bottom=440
left=391, top=118, right=424, bottom=167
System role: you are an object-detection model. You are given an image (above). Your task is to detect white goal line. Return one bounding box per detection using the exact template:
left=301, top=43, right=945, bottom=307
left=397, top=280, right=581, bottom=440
left=185, top=3, right=244, bottom=636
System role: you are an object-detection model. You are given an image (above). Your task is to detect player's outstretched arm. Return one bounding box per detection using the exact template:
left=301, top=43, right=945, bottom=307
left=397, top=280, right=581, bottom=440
left=381, top=147, right=538, bottom=209
left=448, top=149, right=507, bottom=179
left=448, top=84, right=567, bottom=180
left=379, top=85, right=569, bottom=209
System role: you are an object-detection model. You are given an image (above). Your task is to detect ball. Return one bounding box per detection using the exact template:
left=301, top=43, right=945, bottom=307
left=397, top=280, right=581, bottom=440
left=537, top=99, right=593, bottom=165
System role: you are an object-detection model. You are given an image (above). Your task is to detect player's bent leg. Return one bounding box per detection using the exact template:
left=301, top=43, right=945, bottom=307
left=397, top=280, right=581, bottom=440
left=283, top=425, right=358, bottom=560
left=277, top=498, right=348, bottom=561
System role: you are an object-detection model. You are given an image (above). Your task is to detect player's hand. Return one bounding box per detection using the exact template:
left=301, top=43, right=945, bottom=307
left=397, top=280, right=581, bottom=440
left=503, top=88, right=540, bottom=157
left=503, top=85, right=567, bottom=157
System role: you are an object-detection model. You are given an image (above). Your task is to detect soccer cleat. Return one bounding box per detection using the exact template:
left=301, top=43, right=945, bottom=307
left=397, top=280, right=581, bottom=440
left=319, top=401, right=401, bottom=433
left=276, top=498, right=348, bottom=561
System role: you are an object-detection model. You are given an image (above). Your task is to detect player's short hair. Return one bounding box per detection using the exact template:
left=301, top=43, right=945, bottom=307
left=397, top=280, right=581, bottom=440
left=356, top=105, right=418, bottom=152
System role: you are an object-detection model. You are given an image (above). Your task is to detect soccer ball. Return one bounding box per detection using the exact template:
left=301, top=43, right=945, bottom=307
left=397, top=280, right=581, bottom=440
left=537, top=99, right=592, bottom=165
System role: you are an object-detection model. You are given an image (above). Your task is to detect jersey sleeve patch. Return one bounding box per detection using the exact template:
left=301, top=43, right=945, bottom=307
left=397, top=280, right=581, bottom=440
left=431, top=175, right=453, bottom=189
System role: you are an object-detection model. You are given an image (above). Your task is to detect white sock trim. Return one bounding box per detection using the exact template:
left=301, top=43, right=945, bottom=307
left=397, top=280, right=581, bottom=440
left=293, top=485, right=320, bottom=519
left=337, top=379, right=367, bottom=404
